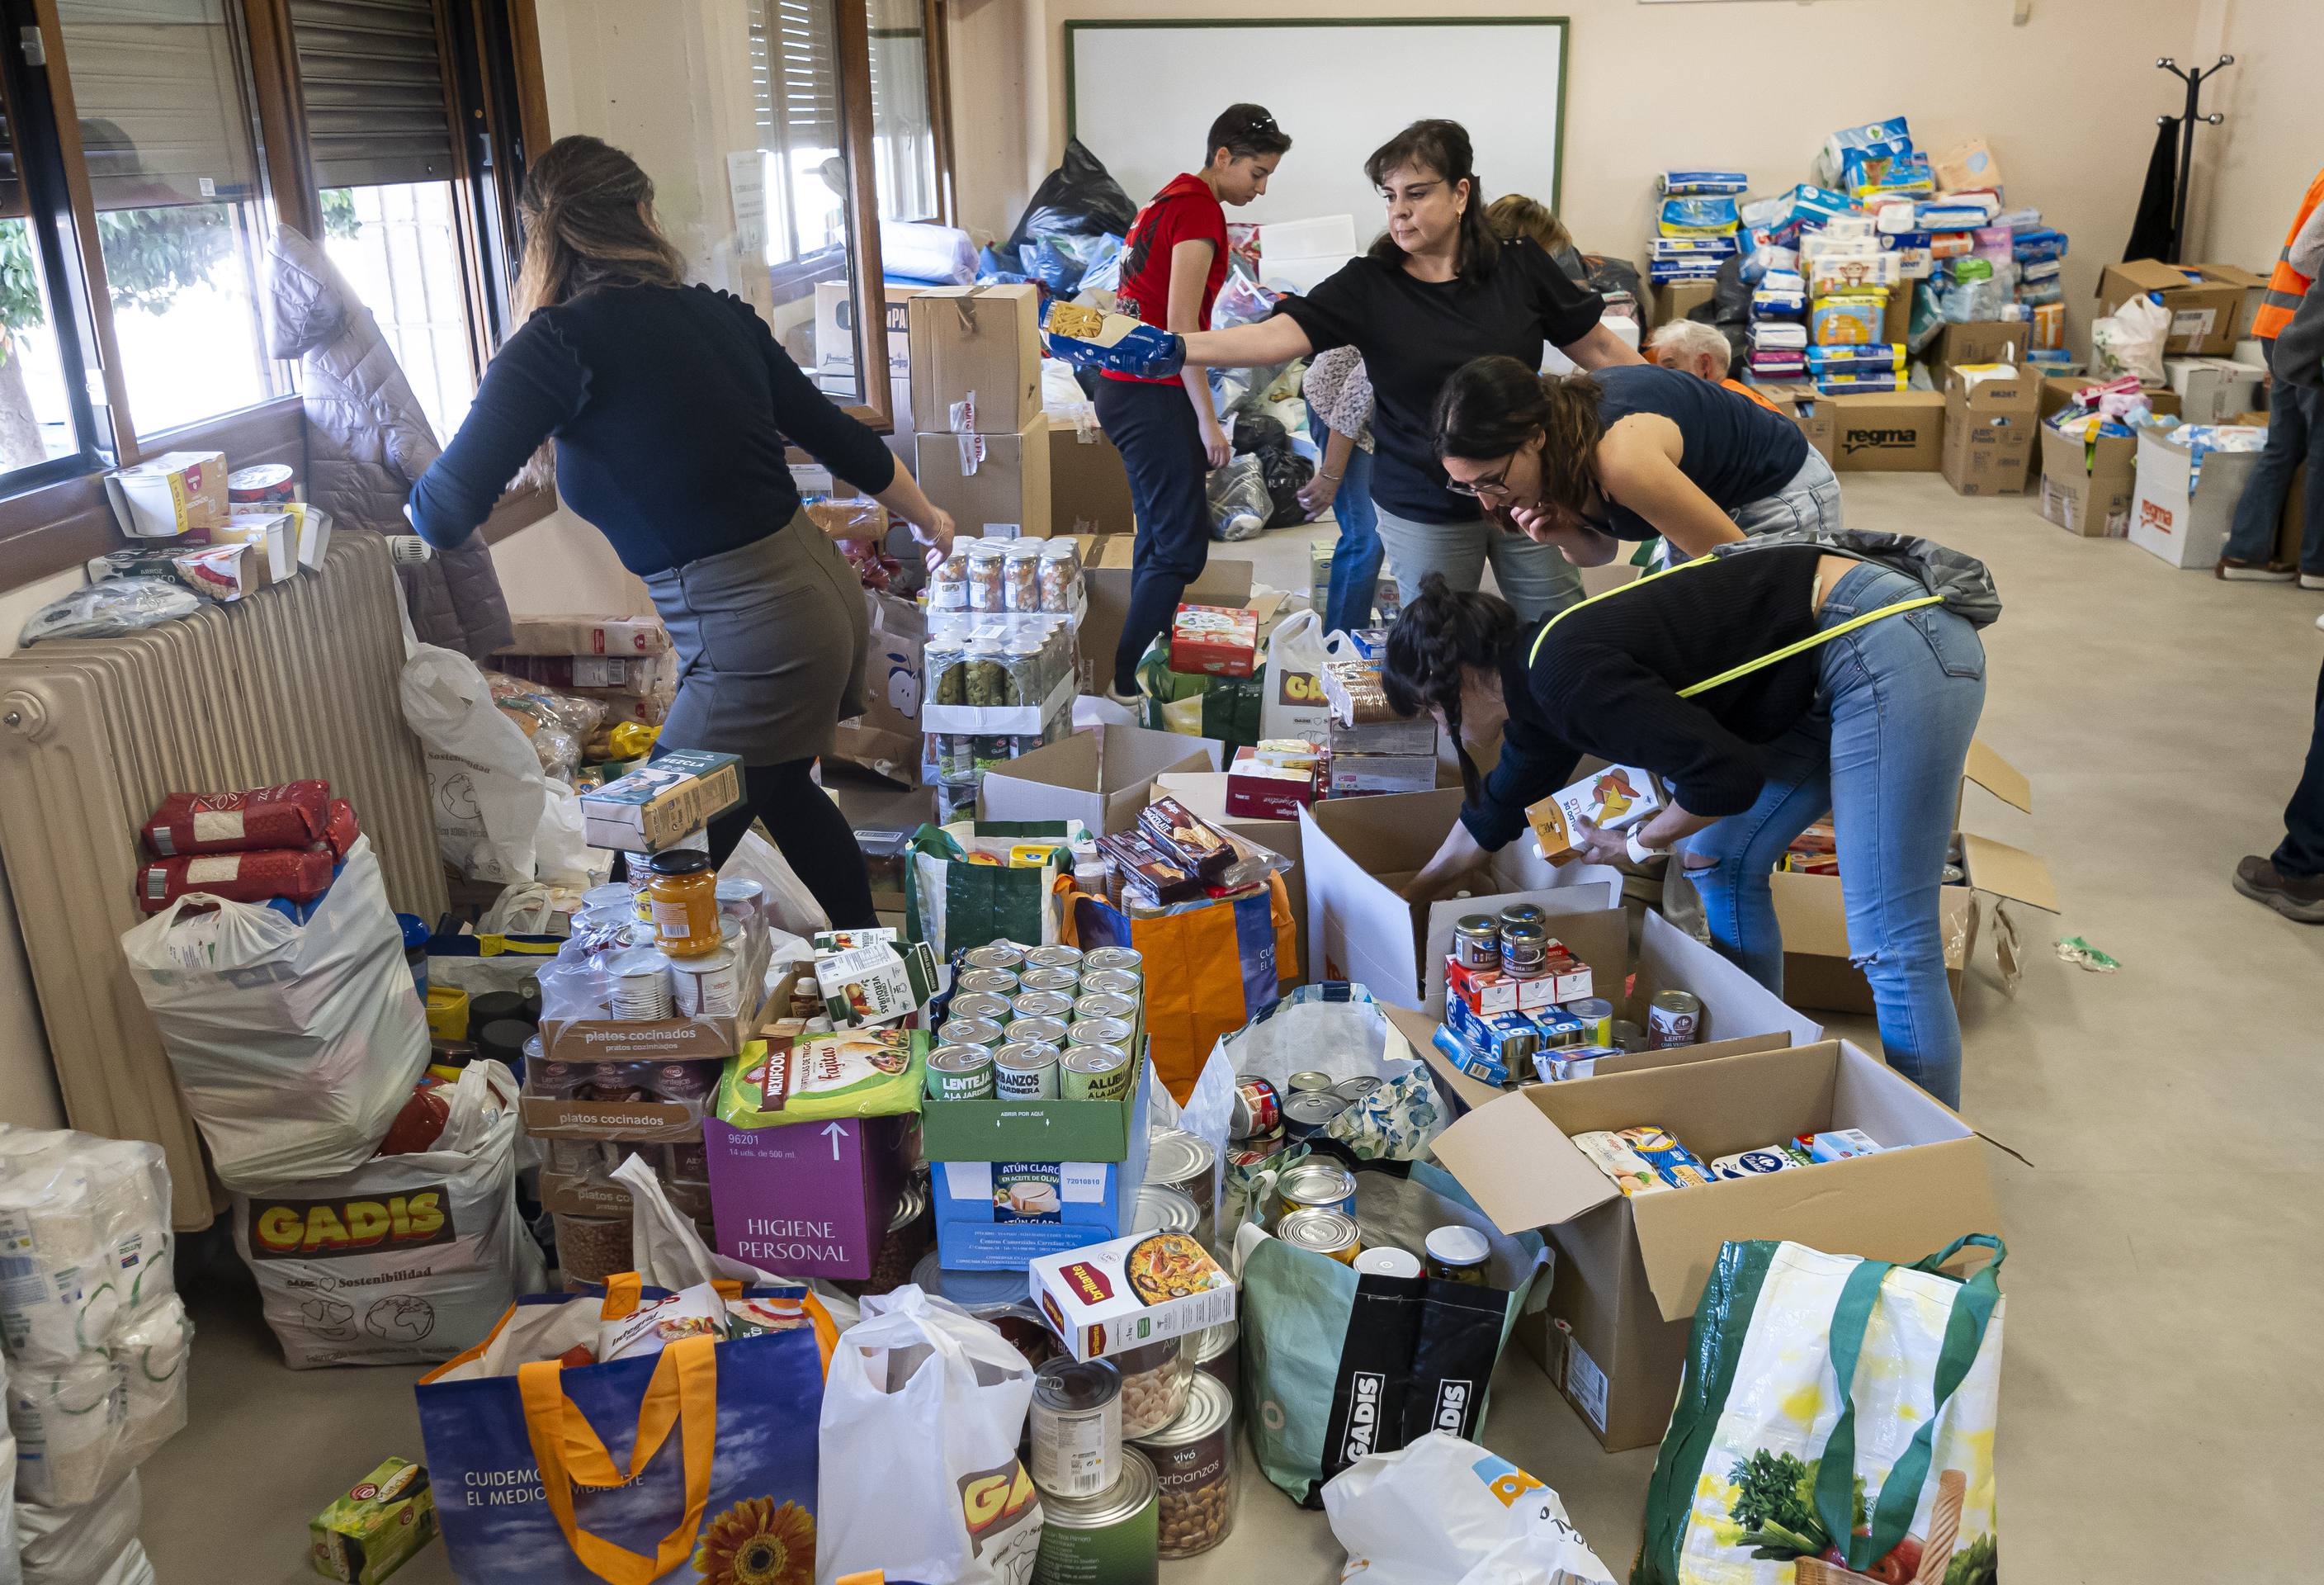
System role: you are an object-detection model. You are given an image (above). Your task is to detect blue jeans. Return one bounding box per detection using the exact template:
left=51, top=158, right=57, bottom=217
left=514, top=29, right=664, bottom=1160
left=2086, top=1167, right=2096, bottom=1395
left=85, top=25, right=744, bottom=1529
left=2222, top=373, right=2324, bottom=570
left=1683, top=563, right=1988, bottom=1105
left=1309, top=402, right=1382, bottom=633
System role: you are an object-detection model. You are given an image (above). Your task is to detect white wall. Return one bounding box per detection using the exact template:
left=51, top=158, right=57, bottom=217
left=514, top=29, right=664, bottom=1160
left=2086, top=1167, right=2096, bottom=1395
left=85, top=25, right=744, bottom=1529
left=2185, top=0, right=2320, bottom=275
left=961, top=0, right=2237, bottom=347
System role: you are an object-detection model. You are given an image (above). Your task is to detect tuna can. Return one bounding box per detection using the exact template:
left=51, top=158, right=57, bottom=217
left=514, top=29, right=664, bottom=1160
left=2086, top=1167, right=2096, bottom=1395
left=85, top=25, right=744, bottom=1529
left=1646, top=989, right=1703, bottom=1048
left=1032, top=1447, right=1158, bottom=1585
left=962, top=942, right=1027, bottom=973
left=1013, top=989, right=1075, bottom=1023
left=1143, top=1129, right=1217, bottom=1232
left=994, top=1041, right=1061, bottom=1100
left=1081, top=967, right=1143, bottom=1001
left=1285, top=1071, right=1334, bottom=1095
left=1132, top=1370, right=1235, bottom=1559
left=1353, top=1247, right=1424, bottom=1279
left=942, top=1015, right=1008, bottom=1050
left=1061, top=1043, right=1135, bottom=1102
left=1065, top=1015, right=1134, bottom=1052
left=1230, top=1075, right=1280, bottom=1139
left=1020, top=965, right=1082, bottom=996
left=1031, top=1356, right=1123, bottom=1500
left=1332, top=1076, right=1382, bottom=1106
left=1074, top=991, right=1138, bottom=1028
left=1081, top=946, right=1144, bottom=979
left=1024, top=944, right=1085, bottom=974
left=1275, top=1207, right=1363, bottom=1264
left=927, top=1043, right=997, bottom=1100
left=956, top=968, right=1021, bottom=999
left=1274, top=1161, right=1357, bottom=1220
left=1131, top=1185, right=1201, bottom=1236
left=1281, top=1091, right=1349, bottom=1142
left=947, top=991, right=1014, bottom=1027
left=1010, top=1015, right=1074, bottom=1052
left=668, top=945, right=741, bottom=1017
left=1452, top=913, right=1501, bottom=970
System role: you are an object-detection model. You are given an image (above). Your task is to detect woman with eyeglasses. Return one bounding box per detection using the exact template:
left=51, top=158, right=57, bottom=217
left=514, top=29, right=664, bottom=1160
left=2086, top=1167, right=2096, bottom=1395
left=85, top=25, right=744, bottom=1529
left=1106, top=119, right=1643, bottom=622
left=1098, top=103, right=1293, bottom=704
left=1429, top=356, right=1841, bottom=570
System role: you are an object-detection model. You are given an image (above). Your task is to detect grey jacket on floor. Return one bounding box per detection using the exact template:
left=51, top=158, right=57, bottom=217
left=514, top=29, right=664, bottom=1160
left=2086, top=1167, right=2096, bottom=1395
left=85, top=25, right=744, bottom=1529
left=266, top=227, right=513, bottom=657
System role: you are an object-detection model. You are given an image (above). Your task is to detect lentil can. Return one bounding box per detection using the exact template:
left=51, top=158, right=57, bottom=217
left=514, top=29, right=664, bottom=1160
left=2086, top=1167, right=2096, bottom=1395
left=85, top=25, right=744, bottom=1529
left=926, top=1043, right=996, bottom=1100
left=963, top=942, right=1027, bottom=972
left=1132, top=1371, right=1235, bottom=1559
left=1646, top=988, right=1703, bottom=1048
left=1009, top=1015, right=1074, bottom=1053
left=1024, top=944, right=1085, bottom=973
left=1031, top=1356, right=1123, bottom=1500
left=1032, top=1448, right=1159, bottom=1585
left=946, top=991, right=1014, bottom=1028
left=942, top=1015, right=1008, bottom=1051
left=1012, top=988, right=1075, bottom=1023
left=1020, top=965, right=1082, bottom=997
left=1060, top=1043, right=1135, bottom=1101
left=956, top=968, right=1021, bottom=999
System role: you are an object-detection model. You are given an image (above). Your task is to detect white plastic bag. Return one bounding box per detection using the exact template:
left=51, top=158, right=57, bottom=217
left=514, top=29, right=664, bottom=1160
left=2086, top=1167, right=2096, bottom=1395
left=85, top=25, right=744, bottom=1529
left=399, top=643, right=591, bottom=886
left=1324, top=1431, right=1615, bottom=1585
left=2090, top=291, right=2170, bottom=386
left=120, top=836, right=428, bottom=1191
left=611, top=1155, right=860, bottom=1333
left=15, top=1472, right=149, bottom=1585
left=229, top=1061, right=544, bottom=1368
left=723, top=828, right=831, bottom=940
left=0, top=1351, right=18, bottom=1585
left=816, top=1285, right=1043, bottom=1584
left=1259, top=607, right=1334, bottom=742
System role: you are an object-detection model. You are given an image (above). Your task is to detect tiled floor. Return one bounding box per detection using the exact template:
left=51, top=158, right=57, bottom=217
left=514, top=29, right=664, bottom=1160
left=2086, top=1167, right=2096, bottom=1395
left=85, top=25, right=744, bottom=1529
left=139, top=474, right=2324, bottom=1581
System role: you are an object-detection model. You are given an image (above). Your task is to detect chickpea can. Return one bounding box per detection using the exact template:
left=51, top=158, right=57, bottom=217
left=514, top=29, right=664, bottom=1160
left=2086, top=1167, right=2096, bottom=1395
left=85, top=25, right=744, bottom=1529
left=1132, top=1370, right=1235, bottom=1559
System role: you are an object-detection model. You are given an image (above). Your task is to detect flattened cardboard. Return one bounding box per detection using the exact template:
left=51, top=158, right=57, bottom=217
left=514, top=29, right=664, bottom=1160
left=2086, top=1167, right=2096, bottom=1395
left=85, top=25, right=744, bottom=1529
left=1432, top=1039, right=2000, bottom=1450
left=977, top=725, right=1221, bottom=834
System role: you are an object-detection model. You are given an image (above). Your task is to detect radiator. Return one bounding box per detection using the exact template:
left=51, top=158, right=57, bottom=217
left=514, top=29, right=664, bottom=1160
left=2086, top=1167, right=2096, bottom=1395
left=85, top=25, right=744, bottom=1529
left=0, top=535, right=446, bottom=1228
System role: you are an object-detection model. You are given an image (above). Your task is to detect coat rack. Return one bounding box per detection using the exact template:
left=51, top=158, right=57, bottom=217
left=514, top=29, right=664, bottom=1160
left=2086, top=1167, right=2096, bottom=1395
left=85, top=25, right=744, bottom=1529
left=2158, top=54, right=2233, bottom=258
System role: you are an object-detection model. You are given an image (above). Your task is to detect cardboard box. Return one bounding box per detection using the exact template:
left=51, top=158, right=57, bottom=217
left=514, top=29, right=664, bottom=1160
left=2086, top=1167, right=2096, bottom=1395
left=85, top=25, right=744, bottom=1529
left=1830, top=390, right=1945, bottom=471
left=537, top=1167, right=711, bottom=1223
left=907, top=282, right=1042, bottom=434
left=1169, top=603, right=1259, bottom=678
left=930, top=1073, right=1153, bottom=1269
left=1769, top=740, right=2057, bottom=1015
left=815, top=280, right=920, bottom=390
left=103, top=450, right=228, bottom=539
left=1649, top=279, right=1714, bottom=329
left=1073, top=535, right=1254, bottom=694
left=210, top=511, right=300, bottom=582
left=309, top=1457, right=437, bottom=1585
left=2036, top=375, right=2180, bottom=425
left=1925, top=320, right=2030, bottom=392
left=1430, top=1039, right=1999, bottom=1450
left=1030, top=1223, right=1238, bottom=1365
left=978, top=725, right=1221, bottom=835
left=914, top=417, right=1052, bottom=538
left=1939, top=367, right=2042, bottom=496
left=1225, top=753, right=1319, bottom=821
left=2037, top=422, right=2138, bottom=538
left=2096, top=261, right=2264, bottom=357
left=919, top=1046, right=1151, bottom=1163
left=2165, top=356, right=2267, bottom=426
left=1755, top=381, right=1835, bottom=466
left=1050, top=421, right=1137, bottom=536
left=706, top=1111, right=913, bottom=1280
left=579, top=750, right=744, bottom=854
left=2129, top=423, right=2268, bottom=570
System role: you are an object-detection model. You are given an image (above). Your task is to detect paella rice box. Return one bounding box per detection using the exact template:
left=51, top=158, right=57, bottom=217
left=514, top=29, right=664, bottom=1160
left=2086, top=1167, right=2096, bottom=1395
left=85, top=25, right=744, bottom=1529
left=1031, top=1227, right=1237, bottom=1363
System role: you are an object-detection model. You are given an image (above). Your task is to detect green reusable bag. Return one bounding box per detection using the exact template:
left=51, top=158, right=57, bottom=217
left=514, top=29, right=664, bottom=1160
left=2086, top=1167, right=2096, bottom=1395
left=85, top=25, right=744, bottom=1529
left=1134, top=633, right=1265, bottom=749
left=902, top=819, right=1079, bottom=956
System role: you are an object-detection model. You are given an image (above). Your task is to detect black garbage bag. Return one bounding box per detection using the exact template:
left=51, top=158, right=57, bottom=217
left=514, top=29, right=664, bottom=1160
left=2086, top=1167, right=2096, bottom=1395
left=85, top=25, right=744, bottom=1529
left=1230, top=414, right=1287, bottom=456
left=1006, top=140, right=1138, bottom=252
left=1708, top=255, right=1753, bottom=325
left=1259, top=442, right=1315, bottom=529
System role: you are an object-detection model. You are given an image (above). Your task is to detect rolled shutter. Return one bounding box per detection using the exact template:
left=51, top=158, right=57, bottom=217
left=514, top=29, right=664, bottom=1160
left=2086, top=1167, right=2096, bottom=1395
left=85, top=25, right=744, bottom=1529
left=289, top=0, right=456, bottom=189
left=0, top=81, right=22, bottom=219
left=57, top=0, right=262, bottom=210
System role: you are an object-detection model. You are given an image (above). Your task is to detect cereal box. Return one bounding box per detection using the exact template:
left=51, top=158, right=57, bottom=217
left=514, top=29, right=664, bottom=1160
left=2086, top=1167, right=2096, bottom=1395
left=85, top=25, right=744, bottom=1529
left=1524, top=764, right=1665, bottom=864
left=1031, top=1227, right=1238, bottom=1363
left=309, top=1457, right=437, bottom=1583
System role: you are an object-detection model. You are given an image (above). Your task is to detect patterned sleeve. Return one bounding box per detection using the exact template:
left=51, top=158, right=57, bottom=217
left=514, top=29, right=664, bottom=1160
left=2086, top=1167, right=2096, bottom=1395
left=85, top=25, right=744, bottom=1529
left=1303, top=347, right=1375, bottom=452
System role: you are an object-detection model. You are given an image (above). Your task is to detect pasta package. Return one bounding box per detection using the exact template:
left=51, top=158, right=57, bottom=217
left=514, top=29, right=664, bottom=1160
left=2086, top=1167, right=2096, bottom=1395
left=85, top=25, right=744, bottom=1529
left=137, top=848, right=335, bottom=912
left=143, top=779, right=332, bottom=856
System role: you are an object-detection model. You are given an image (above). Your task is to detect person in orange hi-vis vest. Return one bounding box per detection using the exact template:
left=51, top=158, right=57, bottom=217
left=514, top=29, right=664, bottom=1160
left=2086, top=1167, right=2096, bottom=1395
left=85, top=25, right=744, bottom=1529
left=2217, top=165, right=2324, bottom=584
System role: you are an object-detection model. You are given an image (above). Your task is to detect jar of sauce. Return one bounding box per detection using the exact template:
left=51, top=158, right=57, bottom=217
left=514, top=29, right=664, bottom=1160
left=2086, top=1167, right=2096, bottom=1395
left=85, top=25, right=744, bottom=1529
left=1424, top=1225, right=1492, bottom=1285
left=647, top=851, right=720, bottom=958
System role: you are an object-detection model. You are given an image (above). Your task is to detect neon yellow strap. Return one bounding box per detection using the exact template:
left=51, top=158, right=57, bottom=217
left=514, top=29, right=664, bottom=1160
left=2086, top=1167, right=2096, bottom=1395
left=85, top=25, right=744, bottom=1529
left=1525, top=553, right=1945, bottom=698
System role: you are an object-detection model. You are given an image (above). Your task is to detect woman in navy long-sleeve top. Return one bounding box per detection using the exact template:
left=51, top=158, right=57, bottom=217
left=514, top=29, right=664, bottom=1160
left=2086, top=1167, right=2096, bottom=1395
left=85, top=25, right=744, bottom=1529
left=409, top=135, right=955, bottom=925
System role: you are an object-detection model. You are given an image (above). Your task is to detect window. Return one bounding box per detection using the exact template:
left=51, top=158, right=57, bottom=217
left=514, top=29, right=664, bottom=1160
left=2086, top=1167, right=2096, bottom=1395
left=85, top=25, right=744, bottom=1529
left=750, top=0, right=848, bottom=276
left=865, top=0, right=938, bottom=224
left=57, top=0, right=286, bottom=438
left=0, top=92, right=85, bottom=475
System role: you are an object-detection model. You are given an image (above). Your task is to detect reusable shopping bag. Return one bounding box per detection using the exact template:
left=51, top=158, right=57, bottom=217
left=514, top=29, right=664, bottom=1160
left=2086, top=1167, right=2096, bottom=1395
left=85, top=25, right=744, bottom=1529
left=1258, top=607, right=1334, bottom=743
left=1062, top=874, right=1295, bottom=1103
left=230, top=1060, right=542, bottom=1369
left=904, top=820, right=1078, bottom=958
left=1321, top=1431, right=1614, bottom=1585
left=815, top=1287, right=1044, bottom=1583
left=418, top=1279, right=833, bottom=1585
left=1134, top=633, right=1264, bottom=749
left=1232, top=1157, right=1548, bottom=1507
left=1636, top=1236, right=2005, bottom=1585
left=120, top=835, right=428, bottom=1191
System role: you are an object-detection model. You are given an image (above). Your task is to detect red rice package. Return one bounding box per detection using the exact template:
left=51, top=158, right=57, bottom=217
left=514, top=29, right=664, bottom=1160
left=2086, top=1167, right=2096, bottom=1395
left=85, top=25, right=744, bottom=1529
left=137, top=849, right=334, bottom=912
left=319, top=799, right=361, bottom=861
left=142, top=780, right=330, bottom=856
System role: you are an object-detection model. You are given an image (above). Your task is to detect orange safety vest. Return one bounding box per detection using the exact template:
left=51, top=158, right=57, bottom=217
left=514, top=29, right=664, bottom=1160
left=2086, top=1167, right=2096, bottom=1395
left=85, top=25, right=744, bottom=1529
left=1721, top=376, right=1785, bottom=415
left=2254, top=165, right=2324, bottom=341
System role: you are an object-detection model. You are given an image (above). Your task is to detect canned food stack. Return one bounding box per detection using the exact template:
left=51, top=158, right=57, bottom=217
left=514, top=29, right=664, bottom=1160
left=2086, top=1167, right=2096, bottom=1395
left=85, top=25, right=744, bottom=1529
left=1436, top=903, right=1702, bottom=1087
left=927, top=940, right=1146, bottom=1105
left=922, top=607, right=1079, bottom=819
left=1226, top=1070, right=1382, bottom=1173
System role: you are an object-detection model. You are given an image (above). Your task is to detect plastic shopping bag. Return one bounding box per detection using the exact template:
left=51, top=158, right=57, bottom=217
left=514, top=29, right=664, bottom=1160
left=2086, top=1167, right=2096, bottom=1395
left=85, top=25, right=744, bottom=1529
left=1325, top=1431, right=1613, bottom=1585
left=400, top=643, right=592, bottom=886
left=1206, top=453, right=1269, bottom=541
left=15, top=1471, right=153, bottom=1585
left=612, top=1157, right=862, bottom=1335
left=229, top=1061, right=542, bottom=1369
left=1635, top=1236, right=2005, bottom=1585
left=2090, top=292, right=2170, bottom=387
left=815, top=1286, right=1044, bottom=1584
left=120, top=835, right=428, bottom=1191
left=1259, top=608, right=1334, bottom=743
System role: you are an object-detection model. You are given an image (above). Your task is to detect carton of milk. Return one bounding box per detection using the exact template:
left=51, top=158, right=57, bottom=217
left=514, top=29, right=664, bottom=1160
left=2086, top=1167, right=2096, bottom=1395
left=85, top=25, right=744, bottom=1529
left=1524, top=765, right=1665, bottom=864
left=815, top=939, right=939, bottom=1027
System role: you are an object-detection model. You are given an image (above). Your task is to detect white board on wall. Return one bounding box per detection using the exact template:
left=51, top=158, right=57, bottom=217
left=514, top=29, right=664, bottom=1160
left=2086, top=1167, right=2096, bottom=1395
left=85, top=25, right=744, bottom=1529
left=1065, top=19, right=1568, bottom=251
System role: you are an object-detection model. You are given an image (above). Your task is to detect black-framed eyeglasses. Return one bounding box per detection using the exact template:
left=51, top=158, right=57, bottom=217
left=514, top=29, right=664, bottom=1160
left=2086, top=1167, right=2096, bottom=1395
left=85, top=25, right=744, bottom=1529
left=1445, top=462, right=1517, bottom=499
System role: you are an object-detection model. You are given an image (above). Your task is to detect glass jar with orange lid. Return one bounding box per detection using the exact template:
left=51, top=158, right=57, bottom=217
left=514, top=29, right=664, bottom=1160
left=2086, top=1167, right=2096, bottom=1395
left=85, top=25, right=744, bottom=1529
left=647, top=851, right=720, bottom=958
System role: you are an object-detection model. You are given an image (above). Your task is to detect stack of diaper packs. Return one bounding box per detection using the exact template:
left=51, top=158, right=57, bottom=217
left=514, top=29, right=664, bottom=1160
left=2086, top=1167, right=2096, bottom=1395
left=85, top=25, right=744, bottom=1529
left=1651, top=171, right=1747, bottom=283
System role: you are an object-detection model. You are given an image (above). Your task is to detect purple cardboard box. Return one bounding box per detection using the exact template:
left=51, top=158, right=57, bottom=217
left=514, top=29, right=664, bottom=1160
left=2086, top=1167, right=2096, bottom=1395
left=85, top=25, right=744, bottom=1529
left=704, top=1112, right=912, bottom=1280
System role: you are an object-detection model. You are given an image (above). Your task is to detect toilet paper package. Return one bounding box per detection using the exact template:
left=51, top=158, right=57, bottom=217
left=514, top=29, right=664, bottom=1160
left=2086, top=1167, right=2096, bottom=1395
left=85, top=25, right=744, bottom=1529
left=0, top=1134, right=172, bottom=1370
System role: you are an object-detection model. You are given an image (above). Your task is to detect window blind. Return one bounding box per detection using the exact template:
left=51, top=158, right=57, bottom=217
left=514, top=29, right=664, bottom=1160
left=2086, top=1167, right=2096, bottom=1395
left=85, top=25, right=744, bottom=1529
left=58, top=0, right=261, bottom=210
left=290, top=0, right=455, bottom=189
left=753, top=0, right=838, bottom=154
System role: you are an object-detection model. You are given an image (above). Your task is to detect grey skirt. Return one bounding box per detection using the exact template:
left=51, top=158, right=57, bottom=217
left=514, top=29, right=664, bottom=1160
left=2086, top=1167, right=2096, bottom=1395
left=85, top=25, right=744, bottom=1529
left=644, top=512, right=869, bottom=764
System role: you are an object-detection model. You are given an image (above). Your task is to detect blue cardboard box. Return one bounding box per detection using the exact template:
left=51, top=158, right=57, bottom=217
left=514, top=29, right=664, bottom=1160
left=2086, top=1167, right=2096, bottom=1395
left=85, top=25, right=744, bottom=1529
left=930, top=1069, right=1150, bottom=1269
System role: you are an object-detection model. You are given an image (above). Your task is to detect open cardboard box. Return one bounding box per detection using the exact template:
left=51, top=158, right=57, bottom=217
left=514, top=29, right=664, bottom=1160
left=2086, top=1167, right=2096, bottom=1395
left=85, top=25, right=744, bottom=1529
left=1384, top=907, right=1824, bottom=1117
left=1432, top=1039, right=2001, bottom=1450
left=1072, top=535, right=1254, bottom=695
left=1769, top=740, right=2057, bottom=1015
left=977, top=724, right=1221, bottom=835
left=1299, top=788, right=1627, bottom=1012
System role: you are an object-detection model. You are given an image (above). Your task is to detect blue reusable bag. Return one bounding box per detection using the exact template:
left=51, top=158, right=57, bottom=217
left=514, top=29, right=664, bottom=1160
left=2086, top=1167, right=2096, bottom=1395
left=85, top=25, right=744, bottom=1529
left=417, top=1286, right=827, bottom=1585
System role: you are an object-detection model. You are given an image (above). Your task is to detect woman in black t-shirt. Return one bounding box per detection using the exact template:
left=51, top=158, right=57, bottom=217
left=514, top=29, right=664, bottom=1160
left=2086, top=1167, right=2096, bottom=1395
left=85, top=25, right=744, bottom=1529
left=1170, top=121, right=1643, bottom=621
